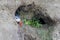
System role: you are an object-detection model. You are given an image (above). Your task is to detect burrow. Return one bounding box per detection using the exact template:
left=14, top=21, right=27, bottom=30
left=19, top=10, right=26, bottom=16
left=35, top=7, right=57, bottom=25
left=15, top=2, right=56, bottom=26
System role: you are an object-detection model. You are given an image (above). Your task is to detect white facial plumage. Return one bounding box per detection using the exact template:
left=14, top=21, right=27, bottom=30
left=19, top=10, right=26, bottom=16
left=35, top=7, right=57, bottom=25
left=15, top=16, right=21, bottom=22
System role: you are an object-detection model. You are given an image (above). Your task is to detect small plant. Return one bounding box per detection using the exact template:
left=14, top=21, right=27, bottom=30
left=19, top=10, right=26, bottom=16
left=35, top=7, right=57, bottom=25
left=23, top=19, right=42, bottom=28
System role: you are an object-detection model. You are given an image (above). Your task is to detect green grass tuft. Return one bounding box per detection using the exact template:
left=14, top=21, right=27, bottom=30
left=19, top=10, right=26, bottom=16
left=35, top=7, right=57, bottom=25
left=23, top=19, right=42, bottom=28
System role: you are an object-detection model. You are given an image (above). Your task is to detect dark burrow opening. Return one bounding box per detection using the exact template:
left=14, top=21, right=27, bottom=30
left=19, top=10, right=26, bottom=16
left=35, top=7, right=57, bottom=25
left=15, top=2, right=56, bottom=27
left=38, top=18, right=46, bottom=24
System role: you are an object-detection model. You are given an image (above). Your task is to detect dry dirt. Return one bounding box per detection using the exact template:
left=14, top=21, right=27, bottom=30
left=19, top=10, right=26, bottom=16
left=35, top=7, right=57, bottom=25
left=0, top=0, right=60, bottom=40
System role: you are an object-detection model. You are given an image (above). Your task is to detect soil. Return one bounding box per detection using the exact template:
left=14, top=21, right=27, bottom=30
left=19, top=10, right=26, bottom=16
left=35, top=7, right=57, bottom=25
left=0, top=0, right=60, bottom=40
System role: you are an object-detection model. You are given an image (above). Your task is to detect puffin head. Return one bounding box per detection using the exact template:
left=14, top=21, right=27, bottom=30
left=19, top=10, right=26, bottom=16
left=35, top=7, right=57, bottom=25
left=15, top=16, right=23, bottom=27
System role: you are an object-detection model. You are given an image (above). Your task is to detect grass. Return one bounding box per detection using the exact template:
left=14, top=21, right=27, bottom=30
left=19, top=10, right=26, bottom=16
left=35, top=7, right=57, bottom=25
left=23, top=19, right=42, bottom=28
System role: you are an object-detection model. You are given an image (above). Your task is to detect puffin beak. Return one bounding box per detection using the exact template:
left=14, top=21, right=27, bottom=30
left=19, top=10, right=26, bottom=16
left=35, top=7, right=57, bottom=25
left=19, top=21, right=23, bottom=27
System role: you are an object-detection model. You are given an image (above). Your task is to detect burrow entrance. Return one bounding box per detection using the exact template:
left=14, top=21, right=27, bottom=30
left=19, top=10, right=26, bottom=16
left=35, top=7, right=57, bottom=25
left=15, top=2, right=56, bottom=28
left=15, top=2, right=56, bottom=40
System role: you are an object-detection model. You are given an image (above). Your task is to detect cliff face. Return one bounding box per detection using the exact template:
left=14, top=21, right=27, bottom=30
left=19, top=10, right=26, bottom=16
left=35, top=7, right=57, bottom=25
left=0, top=0, right=60, bottom=40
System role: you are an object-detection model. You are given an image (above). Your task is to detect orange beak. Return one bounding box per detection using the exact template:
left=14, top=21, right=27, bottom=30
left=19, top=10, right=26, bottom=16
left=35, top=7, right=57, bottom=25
left=19, top=21, right=23, bottom=27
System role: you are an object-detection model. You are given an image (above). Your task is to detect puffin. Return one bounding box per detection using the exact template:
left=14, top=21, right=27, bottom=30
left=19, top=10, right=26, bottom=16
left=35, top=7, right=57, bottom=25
left=15, top=7, right=23, bottom=27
